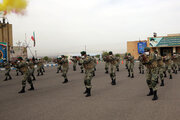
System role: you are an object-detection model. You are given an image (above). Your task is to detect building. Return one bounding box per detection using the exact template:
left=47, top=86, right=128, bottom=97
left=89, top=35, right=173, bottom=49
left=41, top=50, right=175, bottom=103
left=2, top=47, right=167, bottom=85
left=11, top=46, right=28, bottom=60
left=127, top=33, right=180, bottom=59
left=0, top=18, right=13, bottom=60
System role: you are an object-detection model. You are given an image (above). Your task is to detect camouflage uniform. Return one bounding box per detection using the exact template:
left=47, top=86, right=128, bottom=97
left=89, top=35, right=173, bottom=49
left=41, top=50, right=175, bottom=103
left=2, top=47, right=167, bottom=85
left=61, top=56, right=69, bottom=83
left=71, top=57, right=78, bottom=71
left=164, top=55, right=173, bottom=79
left=103, top=56, right=109, bottom=74
left=37, top=59, right=43, bottom=76
left=28, top=60, right=36, bottom=80
left=142, top=47, right=158, bottom=101
left=108, top=52, right=117, bottom=85
left=57, top=58, right=62, bottom=73
left=124, top=53, right=129, bottom=69
left=138, top=54, right=144, bottom=74
left=4, top=62, right=12, bottom=81
left=116, top=57, right=120, bottom=71
left=92, top=57, right=97, bottom=76
left=18, top=58, right=34, bottom=93
left=172, top=53, right=178, bottom=74
left=127, top=54, right=134, bottom=78
left=156, top=54, right=165, bottom=86
left=78, top=58, right=84, bottom=73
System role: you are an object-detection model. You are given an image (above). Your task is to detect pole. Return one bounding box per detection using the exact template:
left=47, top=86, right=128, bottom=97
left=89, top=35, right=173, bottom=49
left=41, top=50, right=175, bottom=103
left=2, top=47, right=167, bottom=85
left=85, top=45, right=86, bottom=52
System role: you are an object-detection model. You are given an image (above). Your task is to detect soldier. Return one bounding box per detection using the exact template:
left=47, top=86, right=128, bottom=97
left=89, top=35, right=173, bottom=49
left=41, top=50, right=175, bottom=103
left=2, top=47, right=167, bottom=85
left=108, top=51, right=117, bottom=85
left=92, top=56, right=97, bottom=76
left=163, top=53, right=173, bottom=79
left=71, top=56, right=78, bottom=71
left=116, top=56, right=120, bottom=72
left=17, top=57, right=34, bottom=93
left=28, top=58, right=36, bottom=81
left=37, top=59, right=43, bottom=76
left=138, top=53, right=144, bottom=74
left=103, top=55, right=109, bottom=74
left=172, top=52, right=178, bottom=74
left=4, top=60, right=12, bottom=81
left=41, top=59, right=45, bottom=73
left=124, top=53, right=129, bottom=69
left=127, top=53, right=134, bottom=78
left=81, top=51, right=94, bottom=97
left=142, top=47, right=158, bottom=101
left=78, top=57, right=84, bottom=73
left=155, top=51, right=165, bottom=86
left=61, top=55, right=69, bottom=84
left=15, top=60, right=23, bottom=76
left=178, top=53, right=180, bottom=71
left=56, top=57, right=62, bottom=73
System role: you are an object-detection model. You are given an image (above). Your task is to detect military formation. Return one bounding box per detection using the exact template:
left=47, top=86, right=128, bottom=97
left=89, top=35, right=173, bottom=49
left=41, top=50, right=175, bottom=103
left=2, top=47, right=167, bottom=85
left=1, top=49, right=180, bottom=100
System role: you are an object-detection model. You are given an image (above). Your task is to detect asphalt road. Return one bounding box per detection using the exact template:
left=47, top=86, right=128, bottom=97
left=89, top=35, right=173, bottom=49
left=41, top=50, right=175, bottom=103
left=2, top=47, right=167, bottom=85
left=0, top=62, right=180, bottom=120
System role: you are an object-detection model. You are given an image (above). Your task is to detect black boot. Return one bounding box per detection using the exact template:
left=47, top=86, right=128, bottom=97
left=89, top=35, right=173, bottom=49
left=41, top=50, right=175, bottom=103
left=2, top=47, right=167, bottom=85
left=62, top=79, right=68, bottom=84
left=175, top=70, right=177, bottom=74
left=32, top=75, right=36, bottom=81
left=18, top=86, right=25, bottom=93
left=179, top=68, right=180, bottom=71
left=147, top=88, right=153, bottom=96
left=152, top=90, right=158, bottom=101
left=156, top=78, right=159, bottom=84
left=4, top=77, right=7, bottom=81
left=28, top=84, right=34, bottom=91
left=105, top=71, right=108, bottom=74
left=131, top=74, right=134, bottom=78
left=81, top=70, right=84, bottom=73
left=139, top=68, right=141, bottom=73
left=160, top=80, right=164, bottom=86
left=37, top=73, right=39, bottom=76
left=93, top=72, right=95, bottom=77
left=170, top=75, right=172, bottom=79
left=85, top=88, right=91, bottom=97
left=16, top=72, right=19, bottom=76
left=164, top=72, right=167, bottom=77
left=83, top=88, right=88, bottom=94
left=57, top=70, right=59, bottom=73
left=142, top=70, right=144, bottom=74
left=117, top=68, right=119, bottom=72
left=9, top=75, right=12, bottom=80
left=112, top=79, right=116, bottom=85
left=128, top=72, right=130, bottom=77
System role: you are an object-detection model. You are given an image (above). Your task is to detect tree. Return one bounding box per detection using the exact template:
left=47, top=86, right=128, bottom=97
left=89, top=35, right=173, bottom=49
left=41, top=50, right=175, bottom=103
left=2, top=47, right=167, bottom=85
left=43, top=56, right=49, bottom=62
left=115, top=53, right=120, bottom=58
left=95, top=54, right=100, bottom=59
left=102, top=51, right=109, bottom=58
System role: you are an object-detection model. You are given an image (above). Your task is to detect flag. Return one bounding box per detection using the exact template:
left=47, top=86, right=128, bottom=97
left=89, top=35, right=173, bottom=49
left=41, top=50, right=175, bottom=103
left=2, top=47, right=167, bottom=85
left=31, top=32, right=36, bottom=47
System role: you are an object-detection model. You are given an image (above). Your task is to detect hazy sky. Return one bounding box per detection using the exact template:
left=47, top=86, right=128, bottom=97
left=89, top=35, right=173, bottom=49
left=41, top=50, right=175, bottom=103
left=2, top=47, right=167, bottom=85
left=3, top=0, right=180, bottom=56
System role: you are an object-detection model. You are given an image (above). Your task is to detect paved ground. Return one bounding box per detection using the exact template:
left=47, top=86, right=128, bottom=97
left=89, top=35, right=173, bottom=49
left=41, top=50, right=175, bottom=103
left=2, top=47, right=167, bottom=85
left=0, top=62, right=180, bottom=120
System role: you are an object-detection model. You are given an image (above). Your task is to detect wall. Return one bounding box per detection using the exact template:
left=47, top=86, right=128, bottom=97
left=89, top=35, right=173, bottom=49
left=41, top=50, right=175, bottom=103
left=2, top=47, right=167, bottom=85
left=127, top=41, right=139, bottom=59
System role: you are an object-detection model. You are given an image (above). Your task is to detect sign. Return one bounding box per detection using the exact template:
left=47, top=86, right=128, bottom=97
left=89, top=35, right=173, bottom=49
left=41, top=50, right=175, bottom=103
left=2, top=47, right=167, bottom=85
left=0, top=42, right=7, bottom=63
left=137, top=42, right=147, bottom=54
left=150, top=36, right=180, bottom=47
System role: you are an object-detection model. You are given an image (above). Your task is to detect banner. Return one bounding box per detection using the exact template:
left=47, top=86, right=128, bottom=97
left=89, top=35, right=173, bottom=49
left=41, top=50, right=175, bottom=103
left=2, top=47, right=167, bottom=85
left=0, top=42, right=7, bottom=63
left=150, top=36, right=180, bottom=47
left=137, top=42, right=147, bottom=54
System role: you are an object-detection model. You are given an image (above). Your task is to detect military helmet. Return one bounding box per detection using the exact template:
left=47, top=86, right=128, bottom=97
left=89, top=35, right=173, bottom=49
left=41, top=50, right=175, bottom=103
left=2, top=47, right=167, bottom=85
left=61, top=55, right=65, bottom=58
left=144, top=47, right=150, bottom=52
left=109, top=51, right=113, bottom=55
left=17, top=57, right=23, bottom=60
left=154, top=50, right=158, bottom=54
left=81, top=51, right=86, bottom=55
left=128, top=53, right=131, bottom=56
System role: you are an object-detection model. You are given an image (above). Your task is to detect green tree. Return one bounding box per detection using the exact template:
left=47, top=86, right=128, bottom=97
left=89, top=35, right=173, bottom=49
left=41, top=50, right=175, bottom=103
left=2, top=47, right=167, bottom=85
left=95, top=54, right=100, bottom=59
left=115, top=53, right=120, bottom=58
left=102, top=51, right=109, bottom=58
left=43, top=56, right=49, bottom=62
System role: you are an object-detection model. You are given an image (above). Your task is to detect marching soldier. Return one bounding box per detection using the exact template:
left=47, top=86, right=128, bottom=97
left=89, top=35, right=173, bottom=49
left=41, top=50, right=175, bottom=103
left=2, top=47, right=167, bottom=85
left=142, top=47, right=158, bottom=101
left=17, top=57, right=34, bottom=93
left=108, top=51, right=117, bottom=85
left=103, top=55, right=109, bottom=74
left=81, top=51, right=94, bottom=97
left=163, top=53, right=173, bottom=79
left=124, top=53, right=129, bottom=69
left=155, top=51, right=165, bottom=86
left=71, top=56, right=78, bottom=71
left=78, top=57, right=84, bottom=73
left=4, top=60, right=12, bottom=81
left=127, top=53, right=134, bottom=78
left=28, top=58, right=36, bottom=81
left=37, top=59, right=43, bottom=76
left=138, top=53, right=144, bottom=74
left=56, top=57, right=62, bottom=73
left=92, top=56, right=97, bottom=76
left=15, top=60, right=23, bottom=76
left=41, top=59, right=45, bottom=73
left=172, top=52, right=178, bottom=74
left=61, top=55, right=69, bottom=84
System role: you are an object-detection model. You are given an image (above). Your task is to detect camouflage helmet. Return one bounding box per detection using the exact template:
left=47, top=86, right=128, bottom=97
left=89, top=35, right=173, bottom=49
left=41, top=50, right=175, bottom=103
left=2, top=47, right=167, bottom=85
left=128, top=53, right=131, bottom=56
left=61, top=55, right=65, bottom=58
left=109, top=51, right=113, bottom=55
left=81, top=51, right=86, bottom=56
left=144, top=47, right=150, bottom=52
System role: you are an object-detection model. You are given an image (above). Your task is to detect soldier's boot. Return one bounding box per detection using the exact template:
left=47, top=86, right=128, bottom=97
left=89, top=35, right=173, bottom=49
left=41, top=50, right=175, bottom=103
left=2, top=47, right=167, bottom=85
left=81, top=70, right=84, bottom=73
left=32, top=75, right=36, bottom=81
left=105, top=70, right=108, bottom=74
left=21, top=72, right=23, bottom=75
left=57, top=70, right=59, bottom=73
left=28, top=84, right=34, bottom=91
left=164, top=72, right=167, bottom=77
left=9, top=75, right=12, bottom=80
left=142, top=70, right=144, bottom=74
left=41, top=72, right=44, bottom=75
left=173, top=70, right=175, bottom=73
left=83, top=88, right=88, bottom=94
left=85, top=88, right=91, bottom=97
left=175, top=70, right=177, bottom=74
left=18, top=86, right=25, bottom=93
left=93, top=72, right=95, bottom=77
left=131, top=74, right=134, bottom=78
left=117, top=68, right=119, bottom=72
left=62, top=79, right=68, bottom=84
left=139, top=68, right=141, bottom=73
left=179, top=68, right=180, bottom=71
left=112, top=79, right=116, bottom=85
left=37, top=73, right=40, bottom=76
left=152, top=90, right=158, bottom=101
left=160, top=80, right=164, bottom=86
left=156, top=78, right=159, bottom=84
left=4, top=77, right=7, bottom=81
left=147, top=88, right=153, bottom=96
left=73, top=67, right=76, bottom=71
left=111, top=78, right=113, bottom=85
left=94, top=68, right=96, bottom=71
left=128, top=71, right=130, bottom=77
left=170, top=75, right=172, bottom=79
left=16, top=72, right=19, bottom=76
